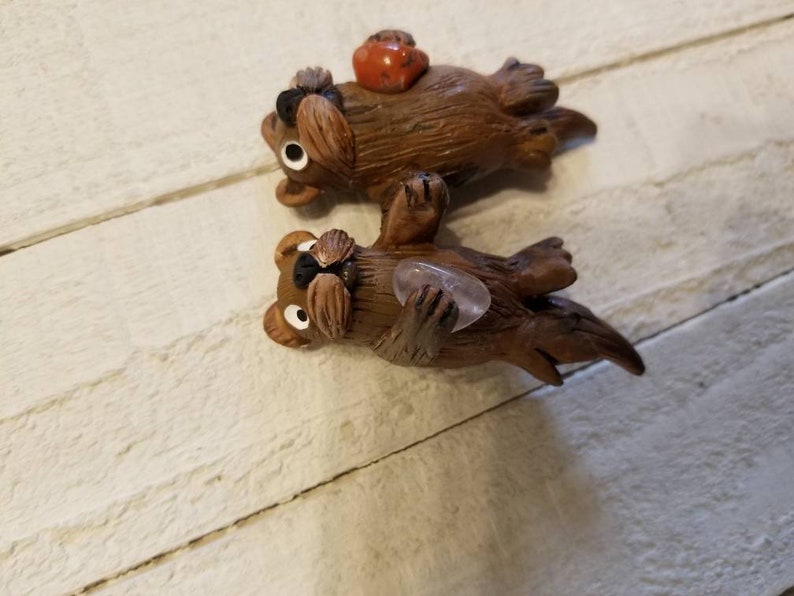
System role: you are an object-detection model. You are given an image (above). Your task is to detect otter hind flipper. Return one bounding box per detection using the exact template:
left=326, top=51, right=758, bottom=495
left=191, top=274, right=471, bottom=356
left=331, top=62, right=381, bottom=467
left=506, top=237, right=577, bottom=296
left=506, top=348, right=564, bottom=387
left=491, top=58, right=559, bottom=116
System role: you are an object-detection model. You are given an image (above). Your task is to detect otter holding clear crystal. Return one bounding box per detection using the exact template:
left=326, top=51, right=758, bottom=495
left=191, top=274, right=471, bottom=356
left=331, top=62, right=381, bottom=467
left=264, top=173, right=644, bottom=386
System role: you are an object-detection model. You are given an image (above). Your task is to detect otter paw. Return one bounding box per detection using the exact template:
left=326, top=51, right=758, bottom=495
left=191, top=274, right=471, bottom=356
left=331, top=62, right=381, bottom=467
left=407, top=284, right=459, bottom=335
left=401, top=172, right=448, bottom=211
left=373, top=284, right=458, bottom=366
left=375, top=173, right=450, bottom=249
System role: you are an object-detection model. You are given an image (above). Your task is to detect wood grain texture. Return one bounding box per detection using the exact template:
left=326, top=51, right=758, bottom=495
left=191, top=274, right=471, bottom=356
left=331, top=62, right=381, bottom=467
left=98, top=271, right=794, bottom=595
left=1, top=21, right=793, bottom=592
left=1, top=1, right=793, bottom=249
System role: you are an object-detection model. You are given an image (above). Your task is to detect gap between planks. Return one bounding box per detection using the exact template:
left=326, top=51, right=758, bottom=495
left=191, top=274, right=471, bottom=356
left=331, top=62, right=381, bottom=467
left=75, top=265, right=794, bottom=595
left=1, top=11, right=792, bottom=258
left=0, top=164, right=277, bottom=257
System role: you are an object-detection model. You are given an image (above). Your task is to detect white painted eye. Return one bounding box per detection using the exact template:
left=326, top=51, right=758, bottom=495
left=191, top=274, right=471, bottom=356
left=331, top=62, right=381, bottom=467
left=284, top=304, right=310, bottom=330
left=280, top=141, right=309, bottom=171
left=297, top=239, right=317, bottom=252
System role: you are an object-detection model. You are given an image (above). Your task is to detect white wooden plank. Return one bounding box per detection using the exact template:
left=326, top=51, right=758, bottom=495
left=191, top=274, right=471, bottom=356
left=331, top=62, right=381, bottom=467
left=1, top=1, right=792, bottom=249
left=2, top=23, right=793, bottom=593
left=97, top=271, right=794, bottom=596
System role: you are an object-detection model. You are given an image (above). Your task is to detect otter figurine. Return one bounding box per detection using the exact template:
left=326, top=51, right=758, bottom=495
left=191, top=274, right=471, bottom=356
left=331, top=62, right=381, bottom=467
left=261, top=30, right=596, bottom=208
left=264, top=173, right=644, bottom=385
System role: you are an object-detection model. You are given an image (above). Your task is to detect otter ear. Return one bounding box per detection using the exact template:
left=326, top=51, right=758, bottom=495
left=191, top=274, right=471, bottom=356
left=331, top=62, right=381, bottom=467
left=261, top=111, right=279, bottom=150
left=275, top=178, right=322, bottom=207
left=296, top=94, right=355, bottom=179
left=274, top=230, right=318, bottom=269
left=264, top=302, right=311, bottom=348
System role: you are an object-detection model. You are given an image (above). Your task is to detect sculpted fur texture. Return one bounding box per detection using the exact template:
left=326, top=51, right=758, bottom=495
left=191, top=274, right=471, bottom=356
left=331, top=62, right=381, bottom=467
left=261, top=30, right=596, bottom=208
left=264, top=173, right=644, bottom=385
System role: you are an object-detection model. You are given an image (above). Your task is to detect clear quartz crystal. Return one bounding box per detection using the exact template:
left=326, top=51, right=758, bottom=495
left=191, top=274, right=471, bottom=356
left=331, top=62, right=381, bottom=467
left=392, top=259, right=491, bottom=332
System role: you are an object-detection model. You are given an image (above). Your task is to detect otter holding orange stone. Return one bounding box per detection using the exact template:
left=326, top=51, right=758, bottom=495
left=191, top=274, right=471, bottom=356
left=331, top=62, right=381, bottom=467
left=261, top=29, right=596, bottom=207
left=264, top=173, right=644, bottom=385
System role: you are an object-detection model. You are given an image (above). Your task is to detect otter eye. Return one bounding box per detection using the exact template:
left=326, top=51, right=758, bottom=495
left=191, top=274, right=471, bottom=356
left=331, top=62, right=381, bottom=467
left=280, top=141, right=309, bottom=171
left=284, top=304, right=310, bottom=330
left=297, top=239, right=316, bottom=252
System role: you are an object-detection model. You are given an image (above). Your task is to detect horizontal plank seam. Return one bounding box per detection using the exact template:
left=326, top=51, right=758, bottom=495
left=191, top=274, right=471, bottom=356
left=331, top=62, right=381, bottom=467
left=0, top=164, right=278, bottom=257
left=3, top=11, right=792, bottom=258
left=558, top=11, right=793, bottom=85
left=75, top=264, right=794, bottom=595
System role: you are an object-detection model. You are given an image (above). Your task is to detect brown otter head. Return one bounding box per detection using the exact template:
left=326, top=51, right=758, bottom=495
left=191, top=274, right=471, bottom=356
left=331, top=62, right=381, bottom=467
left=262, top=67, right=356, bottom=207
left=264, top=229, right=358, bottom=348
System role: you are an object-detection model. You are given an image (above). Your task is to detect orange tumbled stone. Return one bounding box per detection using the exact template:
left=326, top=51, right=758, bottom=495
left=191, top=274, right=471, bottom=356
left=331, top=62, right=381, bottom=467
left=353, top=41, right=429, bottom=93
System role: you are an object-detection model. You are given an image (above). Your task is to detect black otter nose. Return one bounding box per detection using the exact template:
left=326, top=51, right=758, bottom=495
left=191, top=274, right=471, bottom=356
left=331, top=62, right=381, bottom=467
left=293, top=253, right=320, bottom=289
left=276, top=88, right=306, bottom=126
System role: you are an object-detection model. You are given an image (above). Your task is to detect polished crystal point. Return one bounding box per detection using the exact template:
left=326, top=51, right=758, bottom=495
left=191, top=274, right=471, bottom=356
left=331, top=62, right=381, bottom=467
left=392, top=259, right=491, bottom=332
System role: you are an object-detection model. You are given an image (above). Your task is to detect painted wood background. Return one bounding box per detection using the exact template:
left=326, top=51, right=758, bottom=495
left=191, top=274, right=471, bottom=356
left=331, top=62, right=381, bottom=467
left=1, top=1, right=792, bottom=594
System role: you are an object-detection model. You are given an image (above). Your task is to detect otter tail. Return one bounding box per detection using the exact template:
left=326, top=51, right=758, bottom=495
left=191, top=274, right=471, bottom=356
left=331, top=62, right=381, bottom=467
left=507, top=295, right=645, bottom=386
left=541, top=106, right=598, bottom=146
